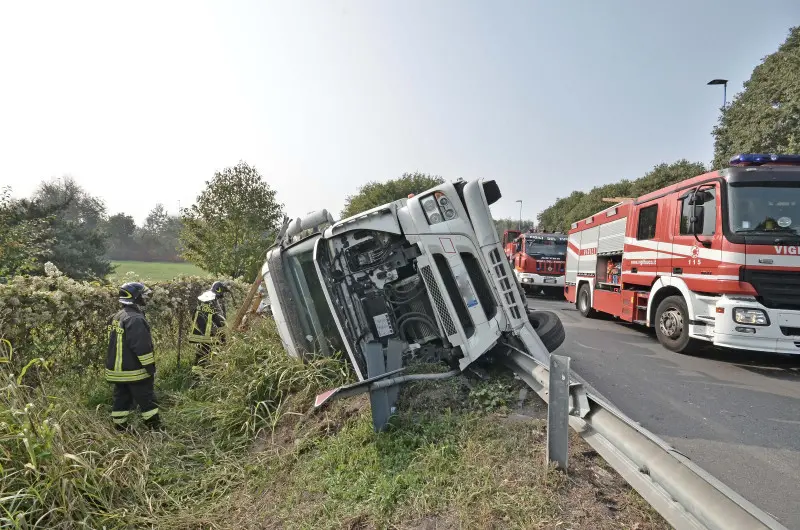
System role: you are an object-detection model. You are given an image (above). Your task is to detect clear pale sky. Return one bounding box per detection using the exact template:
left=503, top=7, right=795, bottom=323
left=1, top=1, right=798, bottom=225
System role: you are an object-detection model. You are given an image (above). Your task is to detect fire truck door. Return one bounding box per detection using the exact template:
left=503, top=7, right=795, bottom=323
left=670, top=184, right=723, bottom=286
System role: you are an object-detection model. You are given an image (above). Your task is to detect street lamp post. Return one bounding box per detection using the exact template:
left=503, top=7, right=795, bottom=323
left=516, top=200, right=523, bottom=231
left=707, top=79, right=729, bottom=107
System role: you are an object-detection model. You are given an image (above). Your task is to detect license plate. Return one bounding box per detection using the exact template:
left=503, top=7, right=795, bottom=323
left=779, top=313, right=800, bottom=328
left=543, top=278, right=557, bottom=284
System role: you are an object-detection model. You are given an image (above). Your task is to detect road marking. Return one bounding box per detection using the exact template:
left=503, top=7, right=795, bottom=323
left=575, top=341, right=602, bottom=352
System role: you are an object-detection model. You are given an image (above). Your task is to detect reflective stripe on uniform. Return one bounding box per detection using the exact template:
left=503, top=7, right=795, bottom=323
left=115, top=326, right=123, bottom=372
left=111, top=410, right=130, bottom=424
left=187, top=334, right=214, bottom=344
left=105, top=368, right=150, bottom=382
left=141, top=407, right=159, bottom=420
left=137, top=352, right=155, bottom=365
left=190, top=304, right=218, bottom=344
left=204, top=310, right=213, bottom=339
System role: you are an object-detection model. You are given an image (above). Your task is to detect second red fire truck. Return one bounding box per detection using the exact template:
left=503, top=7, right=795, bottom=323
left=503, top=229, right=567, bottom=296
left=565, top=153, right=800, bottom=355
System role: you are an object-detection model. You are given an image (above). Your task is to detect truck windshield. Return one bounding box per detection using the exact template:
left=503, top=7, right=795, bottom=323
left=525, top=239, right=567, bottom=257
left=728, top=182, right=800, bottom=235
left=284, top=242, right=344, bottom=354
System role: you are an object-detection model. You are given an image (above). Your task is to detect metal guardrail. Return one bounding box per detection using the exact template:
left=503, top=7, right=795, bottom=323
left=504, top=347, right=788, bottom=530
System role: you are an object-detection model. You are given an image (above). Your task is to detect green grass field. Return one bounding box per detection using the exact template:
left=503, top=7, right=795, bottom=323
left=110, top=260, right=210, bottom=281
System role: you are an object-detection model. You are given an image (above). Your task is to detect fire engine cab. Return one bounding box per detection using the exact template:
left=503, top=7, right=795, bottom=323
left=507, top=230, right=567, bottom=296
left=565, top=153, right=800, bottom=355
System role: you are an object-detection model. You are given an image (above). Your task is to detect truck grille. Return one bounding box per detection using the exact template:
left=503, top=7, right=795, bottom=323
left=419, top=265, right=458, bottom=336
left=536, top=261, right=565, bottom=274
left=742, top=269, right=800, bottom=310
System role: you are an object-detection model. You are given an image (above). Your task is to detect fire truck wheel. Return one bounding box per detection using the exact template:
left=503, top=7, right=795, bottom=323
left=654, top=295, right=698, bottom=353
left=577, top=284, right=595, bottom=318
left=528, top=310, right=565, bottom=353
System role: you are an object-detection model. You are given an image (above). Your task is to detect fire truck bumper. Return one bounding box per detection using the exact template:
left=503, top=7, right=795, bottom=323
left=515, top=271, right=564, bottom=288
left=711, top=297, right=800, bottom=355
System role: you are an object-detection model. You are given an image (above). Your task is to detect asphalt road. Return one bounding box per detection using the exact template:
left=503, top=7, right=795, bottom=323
left=527, top=295, right=800, bottom=528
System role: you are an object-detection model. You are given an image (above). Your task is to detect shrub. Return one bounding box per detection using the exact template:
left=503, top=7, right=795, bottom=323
left=0, top=273, right=247, bottom=376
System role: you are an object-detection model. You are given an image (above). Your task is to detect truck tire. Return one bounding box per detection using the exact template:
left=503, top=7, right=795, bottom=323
left=528, top=310, right=565, bottom=353
left=654, top=295, right=699, bottom=354
left=577, top=283, right=595, bottom=318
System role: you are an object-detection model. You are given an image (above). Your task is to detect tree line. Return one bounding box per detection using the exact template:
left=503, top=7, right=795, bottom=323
left=1, top=162, right=284, bottom=282
left=1, top=177, right=184, bottom=280
left=537, top=26, right=800, bottom=233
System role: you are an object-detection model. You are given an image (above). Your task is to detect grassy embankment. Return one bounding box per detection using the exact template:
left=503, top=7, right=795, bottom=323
left=109, top=260, right=210, bottom=282
left=1, top=319, right=667, bottom=529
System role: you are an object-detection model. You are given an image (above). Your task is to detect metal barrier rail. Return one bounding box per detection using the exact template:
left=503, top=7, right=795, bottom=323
left=504, top=348, right=788, bottom=530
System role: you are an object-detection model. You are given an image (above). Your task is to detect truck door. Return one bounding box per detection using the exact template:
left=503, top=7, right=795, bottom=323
left=670, top=183, right=723, bottom=289
left=624, top=201, right=661, bottom=285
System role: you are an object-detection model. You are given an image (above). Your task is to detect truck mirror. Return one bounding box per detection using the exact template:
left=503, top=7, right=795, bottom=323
left=690, top=206, right=704, bottom=233
left=482, top=180, right=501, bottom=205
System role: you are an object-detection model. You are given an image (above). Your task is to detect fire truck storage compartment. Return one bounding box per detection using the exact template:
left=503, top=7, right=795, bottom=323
left=596, top=255, right=622, bottom=289
left=593, top=288, right=623, bottom=316
left=597, top=217, right=626, bottom=255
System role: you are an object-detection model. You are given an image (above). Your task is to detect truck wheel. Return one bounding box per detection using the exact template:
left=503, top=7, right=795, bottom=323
left=654, top=295, right=698, bottom=353
left=577, top=284, right=595, bottom=317
left=528, top=310, right=565, bottom=353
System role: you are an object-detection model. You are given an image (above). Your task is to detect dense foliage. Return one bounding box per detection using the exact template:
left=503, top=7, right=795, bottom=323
left=713, top=26, right=800, bottom=168
left=106, top=205, right=183, bottom=262
left=0, top=268, right=247, bottom=373
left=341, top=172, right=444, bottom=218
left=181, top=161, right=284, bottom=281
left=0, top=188, right=53, bottom=278
left=537, top=160, right=707, bottom=232
left=33, top=177, right=113, bottom=279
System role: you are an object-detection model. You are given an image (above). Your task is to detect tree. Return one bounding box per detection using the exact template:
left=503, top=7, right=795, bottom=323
left=33, top=177, right=111, bottom=280
left=104, top=213, right=139, bottom=260
left=712, top=26, right=800, bottom=168
left=0, top=188, right=53, bottom=278
left=138, top=204, right=183, bottom=261
left=180, top=161, right=283, bottom=280
left=537, top=160, right=706, bottom=232
left=341, top=172, right=445, bottom=218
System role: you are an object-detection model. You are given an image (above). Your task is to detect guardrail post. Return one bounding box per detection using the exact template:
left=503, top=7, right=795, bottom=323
left=547, top=354, right=570, bottom=471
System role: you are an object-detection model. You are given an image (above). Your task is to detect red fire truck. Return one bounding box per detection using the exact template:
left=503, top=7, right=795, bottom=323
left=503, top=229, right=567, bottom=296
left=565, top=153, right=800, bottom=355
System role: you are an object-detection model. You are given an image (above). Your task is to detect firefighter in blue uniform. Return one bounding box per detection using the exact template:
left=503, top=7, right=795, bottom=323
left=106, top=282, right=160, bottom=430
left=188, top=281, right=229, bottom=366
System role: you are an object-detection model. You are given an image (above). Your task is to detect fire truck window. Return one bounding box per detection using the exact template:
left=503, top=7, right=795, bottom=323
left=636, top=205, right=658, bottom=240
left=679, top=188, right=716, bottom=236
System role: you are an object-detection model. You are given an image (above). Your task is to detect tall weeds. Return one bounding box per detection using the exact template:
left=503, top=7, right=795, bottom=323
left=0, top=319, right=351, bottom=528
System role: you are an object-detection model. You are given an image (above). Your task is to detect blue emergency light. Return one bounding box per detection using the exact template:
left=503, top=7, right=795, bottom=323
left=729, top=153, right=800, bottom=166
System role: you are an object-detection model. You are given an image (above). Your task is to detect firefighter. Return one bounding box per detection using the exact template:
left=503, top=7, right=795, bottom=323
left=106, top=282, right=160, bottom=431
left=188, top=281, right=229, bottom=366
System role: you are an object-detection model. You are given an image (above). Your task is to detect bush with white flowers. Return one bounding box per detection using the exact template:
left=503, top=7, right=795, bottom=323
left=0, top=274, right=247, bottom=374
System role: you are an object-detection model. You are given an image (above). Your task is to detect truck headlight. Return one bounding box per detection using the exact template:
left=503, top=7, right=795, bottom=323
left=421, top=192, right=458, bottom=225
left=733, top=308, right=769, bottom=326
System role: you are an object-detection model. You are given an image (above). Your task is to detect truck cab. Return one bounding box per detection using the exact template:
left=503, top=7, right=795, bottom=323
left=511, top=231, right=567, bottom=296
left=261, top=179, right=558, bottom=384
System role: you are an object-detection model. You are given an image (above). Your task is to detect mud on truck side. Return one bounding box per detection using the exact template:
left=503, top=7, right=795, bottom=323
left=260, top=178, right=564, bottom=429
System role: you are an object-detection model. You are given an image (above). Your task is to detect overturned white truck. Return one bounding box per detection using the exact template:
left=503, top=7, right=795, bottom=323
left=261, top=178, right=564, bottom=430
